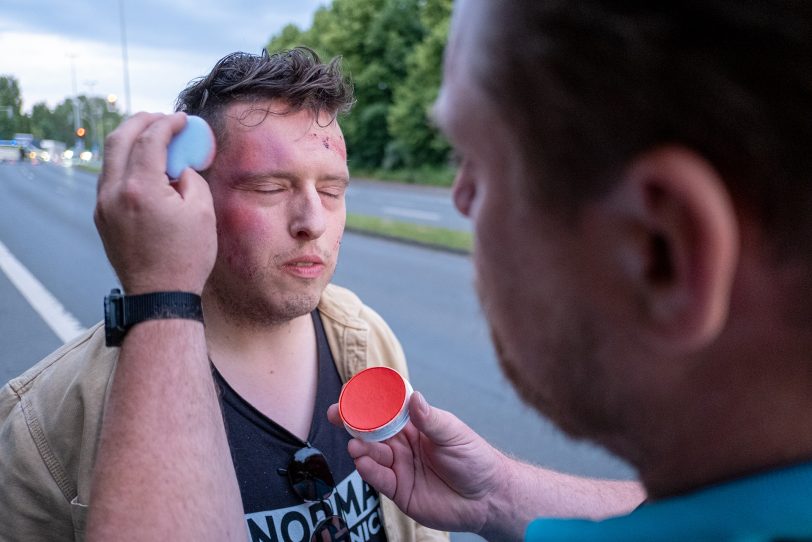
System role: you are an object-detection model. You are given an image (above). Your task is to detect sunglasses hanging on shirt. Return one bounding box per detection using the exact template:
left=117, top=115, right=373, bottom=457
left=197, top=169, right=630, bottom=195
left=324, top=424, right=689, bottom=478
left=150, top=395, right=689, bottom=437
left=277, top=444, right=350, bottom=542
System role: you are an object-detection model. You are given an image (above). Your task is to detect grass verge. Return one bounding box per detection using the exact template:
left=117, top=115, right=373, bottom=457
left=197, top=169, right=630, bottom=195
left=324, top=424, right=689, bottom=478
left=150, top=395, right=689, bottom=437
left=75, top=163, right=101, bottom=175
left=346, top=213, right=472, bottom=254
left=351, top=165, right=456, bottom=187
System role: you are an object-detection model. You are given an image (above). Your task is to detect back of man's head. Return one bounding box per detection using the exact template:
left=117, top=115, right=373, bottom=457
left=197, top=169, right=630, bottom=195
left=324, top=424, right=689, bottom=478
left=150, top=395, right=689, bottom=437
left=479, top=1, right=812, bottom=263
left=444, top=0, right=812, bottom=494
left=175, top=47, right=354, bottom=150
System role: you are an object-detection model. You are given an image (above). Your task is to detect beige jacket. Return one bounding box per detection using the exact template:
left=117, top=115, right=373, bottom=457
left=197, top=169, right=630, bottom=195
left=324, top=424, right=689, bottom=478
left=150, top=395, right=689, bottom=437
left=0, top=284, right=447, bottom=542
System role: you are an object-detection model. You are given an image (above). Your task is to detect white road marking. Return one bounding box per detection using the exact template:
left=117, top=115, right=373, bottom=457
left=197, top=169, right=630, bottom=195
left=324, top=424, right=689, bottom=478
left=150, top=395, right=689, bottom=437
left=0, top=239, right=86, bottom=343
left=382, top=206, right=441, bottom=222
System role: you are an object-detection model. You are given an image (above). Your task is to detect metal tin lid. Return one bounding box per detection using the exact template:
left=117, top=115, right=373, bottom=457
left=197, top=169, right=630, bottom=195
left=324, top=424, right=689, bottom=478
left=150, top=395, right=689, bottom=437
left=339, top=367, right=413, bottom=442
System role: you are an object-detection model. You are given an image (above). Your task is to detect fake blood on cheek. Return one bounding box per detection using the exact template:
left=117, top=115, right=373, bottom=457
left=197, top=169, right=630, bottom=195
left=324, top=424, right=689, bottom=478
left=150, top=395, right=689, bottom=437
left=217, top=202, right=271, bottom=260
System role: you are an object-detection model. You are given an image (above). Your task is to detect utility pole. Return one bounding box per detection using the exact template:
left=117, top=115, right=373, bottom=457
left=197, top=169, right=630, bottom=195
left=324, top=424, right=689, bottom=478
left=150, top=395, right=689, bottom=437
left=119, top=0, right=132, bottom=116
left=85, top=80, right=102, bottom=157
left=66, top=53, right=83, bottom=150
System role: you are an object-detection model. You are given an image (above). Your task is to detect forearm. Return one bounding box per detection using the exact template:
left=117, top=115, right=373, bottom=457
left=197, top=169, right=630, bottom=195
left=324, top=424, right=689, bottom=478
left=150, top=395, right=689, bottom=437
left=86, top=320, right=244, bottom=541
left=480, top=454, right=645, bottom=541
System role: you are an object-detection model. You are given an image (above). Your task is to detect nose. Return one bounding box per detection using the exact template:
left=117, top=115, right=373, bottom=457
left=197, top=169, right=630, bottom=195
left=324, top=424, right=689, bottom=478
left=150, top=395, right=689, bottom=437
left=452, top=168, right=475, bottom=217
left=289, top=186, right=327, bottom=240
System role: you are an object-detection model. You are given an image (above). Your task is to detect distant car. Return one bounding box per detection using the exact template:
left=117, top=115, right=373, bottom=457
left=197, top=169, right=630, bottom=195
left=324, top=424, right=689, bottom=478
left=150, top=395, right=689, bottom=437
left=0, top=144, right=20, bottom=163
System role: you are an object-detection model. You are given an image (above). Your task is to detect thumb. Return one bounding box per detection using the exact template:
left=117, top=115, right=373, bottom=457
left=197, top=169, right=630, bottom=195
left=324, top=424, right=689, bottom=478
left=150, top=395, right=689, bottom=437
left=174, top=168, right=212, bottom=205
left=408, top=391, right=471, bottom=446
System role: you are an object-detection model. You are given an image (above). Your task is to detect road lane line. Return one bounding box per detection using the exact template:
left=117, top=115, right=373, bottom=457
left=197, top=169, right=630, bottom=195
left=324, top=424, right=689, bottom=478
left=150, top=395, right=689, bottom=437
left=382, top=206, right=441, bottom=221
left=0, top=239, right=86, bottom=343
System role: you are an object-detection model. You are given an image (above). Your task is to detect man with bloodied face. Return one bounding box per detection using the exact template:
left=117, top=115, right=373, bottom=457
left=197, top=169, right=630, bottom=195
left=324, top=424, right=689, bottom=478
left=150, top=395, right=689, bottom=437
left=0, top=49, right=446, bottom=542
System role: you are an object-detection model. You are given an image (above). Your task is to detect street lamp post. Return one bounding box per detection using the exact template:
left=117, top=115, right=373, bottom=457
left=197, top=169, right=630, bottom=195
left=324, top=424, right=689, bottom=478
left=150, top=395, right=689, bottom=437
left=66, top=53, right=83, bottom=151
left=119, top=0, right=132, bottom=116
left=106, top=94, right=118, bottom=113
left=84, top=80, right=103, bottom=157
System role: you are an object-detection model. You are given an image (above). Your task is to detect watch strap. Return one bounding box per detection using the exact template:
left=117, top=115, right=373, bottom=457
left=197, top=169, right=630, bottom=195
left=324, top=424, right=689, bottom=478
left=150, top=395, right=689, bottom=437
left=105, top=289, right=203, bottom=347
left=122, top=291, right=204, bottom=326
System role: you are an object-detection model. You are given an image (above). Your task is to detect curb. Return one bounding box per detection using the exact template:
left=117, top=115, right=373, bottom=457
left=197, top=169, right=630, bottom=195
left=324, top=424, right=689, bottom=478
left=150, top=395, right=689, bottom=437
left=344, top=226, right=471, bottom=256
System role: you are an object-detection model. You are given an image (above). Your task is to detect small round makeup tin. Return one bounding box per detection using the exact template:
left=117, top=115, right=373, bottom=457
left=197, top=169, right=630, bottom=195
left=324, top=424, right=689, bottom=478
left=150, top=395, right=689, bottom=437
left=339, top=367, right=413, bottom=442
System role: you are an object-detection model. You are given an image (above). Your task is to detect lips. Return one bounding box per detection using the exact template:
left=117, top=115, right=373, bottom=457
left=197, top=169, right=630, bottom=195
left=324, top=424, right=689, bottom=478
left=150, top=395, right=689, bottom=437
left=281, top=255, right=326, bottom=279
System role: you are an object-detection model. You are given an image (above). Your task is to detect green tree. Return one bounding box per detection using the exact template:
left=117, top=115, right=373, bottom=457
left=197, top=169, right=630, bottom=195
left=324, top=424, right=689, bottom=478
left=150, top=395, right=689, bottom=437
left=266, top=23, right=307, bottom=53
left=77, top=95, right=123, bottom=152
left=387, top=0, right=452, bottom=168
left=27, top=97, right=123, bottom=149
left=0, top=75, right=24, bottom=139
left=28, top=99, right=80, bottom=146
left=266, top=0, right=428, bottom=169
left=53, top=100, right=80, bottom=145
left=330, top=0, right=424, bottom=167
left=30, top=102, right=67, bottom=142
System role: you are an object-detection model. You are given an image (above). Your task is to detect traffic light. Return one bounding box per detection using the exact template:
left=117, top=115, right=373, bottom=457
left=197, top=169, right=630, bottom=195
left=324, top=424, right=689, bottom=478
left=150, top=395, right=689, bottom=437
left=76, top=127, right=86, bottom=138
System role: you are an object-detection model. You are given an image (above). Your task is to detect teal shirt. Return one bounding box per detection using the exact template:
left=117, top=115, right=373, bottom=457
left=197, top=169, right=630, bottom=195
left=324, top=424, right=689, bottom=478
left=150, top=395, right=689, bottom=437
left=526, top=462, right=812, bottom=541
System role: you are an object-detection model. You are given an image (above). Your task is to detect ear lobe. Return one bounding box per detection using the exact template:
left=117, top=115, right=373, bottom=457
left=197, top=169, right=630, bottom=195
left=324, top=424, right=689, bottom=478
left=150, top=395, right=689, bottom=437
left=621, top=146, right=740, bottom=352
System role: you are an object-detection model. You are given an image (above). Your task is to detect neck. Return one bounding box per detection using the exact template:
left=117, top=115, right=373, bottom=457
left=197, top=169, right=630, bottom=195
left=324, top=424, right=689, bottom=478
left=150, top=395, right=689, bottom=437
left=202, top=293, right=316, bottom=371
left=620, top=346, right=812, bottom=500
left=201, top=294, right=320, bottom=440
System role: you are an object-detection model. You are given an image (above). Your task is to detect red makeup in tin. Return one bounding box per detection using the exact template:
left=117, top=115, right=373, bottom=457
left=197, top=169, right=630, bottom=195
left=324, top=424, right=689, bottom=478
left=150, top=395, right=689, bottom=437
left=339, top=367, right=413, bottom=441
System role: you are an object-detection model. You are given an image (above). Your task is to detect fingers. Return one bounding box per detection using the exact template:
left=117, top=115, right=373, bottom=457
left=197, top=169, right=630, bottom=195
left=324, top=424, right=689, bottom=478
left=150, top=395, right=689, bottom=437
left=94, top=112, right=219, bottom=296
left=125, top=113, right=188, bottom=188
left=355, top=456, right=398, bottom=499
left=99, top=112, right=164, bottom=195
left=348, top=439, right=394, bottom=467
left=174, top=168, right=213, bottom=207
left=326, top=403, right=342, bottom=427
left=345, top=438, right=399, bottom=498
left=344, top=440, right=398, bottom=499
left=408, top=391, right=472, bottom=447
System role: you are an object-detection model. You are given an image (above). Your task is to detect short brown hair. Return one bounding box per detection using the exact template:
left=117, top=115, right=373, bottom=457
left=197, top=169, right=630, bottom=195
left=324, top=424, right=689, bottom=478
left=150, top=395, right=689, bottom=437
left=176, top=47, right=354, bottom=149
left=480, top=1, right=812, bottom=259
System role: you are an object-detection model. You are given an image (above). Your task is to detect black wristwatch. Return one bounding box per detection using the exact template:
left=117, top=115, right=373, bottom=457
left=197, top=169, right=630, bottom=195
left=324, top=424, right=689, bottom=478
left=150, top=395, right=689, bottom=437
left=104, top=288, right=204, bottom=347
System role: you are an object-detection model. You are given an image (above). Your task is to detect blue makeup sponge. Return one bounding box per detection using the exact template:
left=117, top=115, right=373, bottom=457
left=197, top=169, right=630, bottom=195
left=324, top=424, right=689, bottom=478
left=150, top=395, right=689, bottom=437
left=166, top=115, right=216, bottom=180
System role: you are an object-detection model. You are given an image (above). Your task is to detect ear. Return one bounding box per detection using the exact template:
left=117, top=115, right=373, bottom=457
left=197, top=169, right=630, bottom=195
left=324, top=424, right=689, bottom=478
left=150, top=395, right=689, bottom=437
left=607, top=146, right=740, bottom=352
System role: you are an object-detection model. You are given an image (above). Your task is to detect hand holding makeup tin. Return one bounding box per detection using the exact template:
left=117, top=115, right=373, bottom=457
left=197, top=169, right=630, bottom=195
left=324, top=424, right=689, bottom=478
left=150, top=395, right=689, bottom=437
left=166, top=115, right=216, bottom=180
left=338, top=367, right=413, bottom=441
left=328, top=387, right=508, bottom=536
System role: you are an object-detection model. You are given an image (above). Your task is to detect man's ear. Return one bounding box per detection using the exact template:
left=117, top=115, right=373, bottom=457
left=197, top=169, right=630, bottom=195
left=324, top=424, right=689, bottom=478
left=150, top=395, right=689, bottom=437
left=608, top=146, right=740, bottom=352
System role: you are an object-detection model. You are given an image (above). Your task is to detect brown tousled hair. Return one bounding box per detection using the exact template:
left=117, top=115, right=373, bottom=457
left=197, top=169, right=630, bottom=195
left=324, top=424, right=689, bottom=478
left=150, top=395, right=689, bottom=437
left=175, top=47, right=354, bottom=150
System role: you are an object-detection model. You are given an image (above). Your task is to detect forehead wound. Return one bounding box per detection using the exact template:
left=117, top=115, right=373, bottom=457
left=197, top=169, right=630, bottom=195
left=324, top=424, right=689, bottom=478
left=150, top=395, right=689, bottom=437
left=307, top=131, right=347, bottom=161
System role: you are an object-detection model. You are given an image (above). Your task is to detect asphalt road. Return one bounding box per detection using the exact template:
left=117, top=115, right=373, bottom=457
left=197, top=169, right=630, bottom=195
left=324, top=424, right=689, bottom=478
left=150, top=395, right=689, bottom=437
left=346, top=178, right=471, bottom=232
left=0, top=162, right=635, bottom=541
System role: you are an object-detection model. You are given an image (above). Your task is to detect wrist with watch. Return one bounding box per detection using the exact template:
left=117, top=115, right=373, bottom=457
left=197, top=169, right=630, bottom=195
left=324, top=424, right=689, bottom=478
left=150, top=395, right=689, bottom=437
left=104, top=288, right=204, bottom=347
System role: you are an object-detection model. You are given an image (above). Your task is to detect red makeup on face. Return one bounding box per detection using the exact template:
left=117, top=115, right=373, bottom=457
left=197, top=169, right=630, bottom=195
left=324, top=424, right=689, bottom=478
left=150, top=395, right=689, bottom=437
left=204, top=100, right=349, bottom=321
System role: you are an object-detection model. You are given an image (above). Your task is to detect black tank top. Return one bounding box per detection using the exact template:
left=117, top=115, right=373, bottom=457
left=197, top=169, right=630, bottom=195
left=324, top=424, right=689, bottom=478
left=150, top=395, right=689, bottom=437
left=213, top=311, right=388, bottom=542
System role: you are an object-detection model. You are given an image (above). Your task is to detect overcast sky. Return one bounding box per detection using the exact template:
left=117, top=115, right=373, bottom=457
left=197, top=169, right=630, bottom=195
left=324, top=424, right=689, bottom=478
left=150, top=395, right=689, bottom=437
left=0, top=0, right=324, bottom=114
